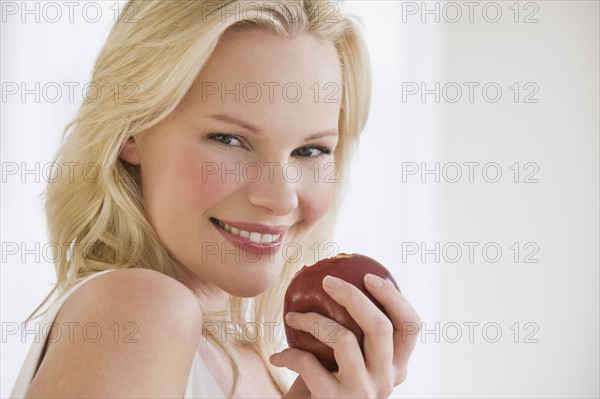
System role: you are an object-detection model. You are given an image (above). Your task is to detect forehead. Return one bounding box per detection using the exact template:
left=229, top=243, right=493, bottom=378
left=201, top=29, right=341, bottom=84
left=179, top=29, right=342, bottom=133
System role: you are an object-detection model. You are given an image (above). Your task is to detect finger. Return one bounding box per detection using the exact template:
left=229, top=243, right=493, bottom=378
left=321, top=275, right=394, bottom=374
left=285, top=311, right=366, bottom=379
left=269, top=348, right=338, bottom=397
left=285, top=376, right=311, bottom=399
left=363, top=274, right=421, bottom=367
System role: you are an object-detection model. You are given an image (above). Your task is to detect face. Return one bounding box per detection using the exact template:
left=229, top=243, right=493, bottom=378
left=120, top=29, right=342, bottom=305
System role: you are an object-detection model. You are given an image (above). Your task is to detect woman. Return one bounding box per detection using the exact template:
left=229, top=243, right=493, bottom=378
left=11, top=0, right=420, bottom=397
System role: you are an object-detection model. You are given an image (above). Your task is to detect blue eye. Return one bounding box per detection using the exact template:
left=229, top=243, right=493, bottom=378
left=208, top=133, right=243, bottom=147
left=293, top=146, right=332, bottom=157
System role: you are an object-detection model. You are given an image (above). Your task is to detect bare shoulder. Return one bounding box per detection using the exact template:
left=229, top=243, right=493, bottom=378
left=25, top=268, right=203, bottom=398
left=61, top=268, right=202, bottom=326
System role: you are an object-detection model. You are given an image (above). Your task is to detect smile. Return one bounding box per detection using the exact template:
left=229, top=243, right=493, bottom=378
left=218, top=220, right=280, bottom=243
left=210, top=217, right=286, bottom=245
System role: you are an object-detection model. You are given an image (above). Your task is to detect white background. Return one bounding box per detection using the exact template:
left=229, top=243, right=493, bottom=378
left=1, top=1, right=598, bottom=397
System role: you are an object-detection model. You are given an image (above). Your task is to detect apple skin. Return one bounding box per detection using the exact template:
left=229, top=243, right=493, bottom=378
left=283, top=253, right=399, bottom=372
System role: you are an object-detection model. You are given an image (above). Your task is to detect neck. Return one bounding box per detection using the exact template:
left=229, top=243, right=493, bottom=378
left=169, top=261, right=231, bottom=314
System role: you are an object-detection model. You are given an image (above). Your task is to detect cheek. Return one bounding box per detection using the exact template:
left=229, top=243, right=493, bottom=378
left=175, top=152, right=240, bottom=209
left=298, top=178, right=337, bottom=226
left=141, top=146, right=241, bottom=231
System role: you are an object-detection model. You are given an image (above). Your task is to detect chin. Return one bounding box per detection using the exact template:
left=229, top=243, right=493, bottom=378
left=227, top=284, right=270, bottom=298
left=224, top=274, right=277, bottom=298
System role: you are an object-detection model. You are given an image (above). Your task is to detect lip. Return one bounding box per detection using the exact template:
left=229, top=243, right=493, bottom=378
left=210, top=218, right=288, bottom=257
left=212, top=218, right=289, bottom=235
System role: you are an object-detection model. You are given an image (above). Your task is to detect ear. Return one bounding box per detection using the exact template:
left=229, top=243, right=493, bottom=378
left=119, top=136, right=141, bottom=165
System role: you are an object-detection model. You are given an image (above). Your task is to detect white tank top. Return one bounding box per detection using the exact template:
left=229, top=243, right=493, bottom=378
left=9, top=269, right=225, bottom=398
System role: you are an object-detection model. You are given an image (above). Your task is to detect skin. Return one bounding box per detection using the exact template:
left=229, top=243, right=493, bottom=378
left=25, top=29, right=421, bottom=398
left=121, top=29, right=342, bottom=312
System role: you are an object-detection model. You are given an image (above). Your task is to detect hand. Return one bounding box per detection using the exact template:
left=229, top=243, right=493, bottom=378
left=269, top=273, right=421, bottom=398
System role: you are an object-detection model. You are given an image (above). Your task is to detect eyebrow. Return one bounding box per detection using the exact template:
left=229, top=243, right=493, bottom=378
left=207, top=113, right=339, bottom=141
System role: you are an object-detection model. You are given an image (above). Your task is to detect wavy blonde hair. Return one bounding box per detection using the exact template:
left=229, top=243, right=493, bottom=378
left=30, top=0, right=371, bottom=395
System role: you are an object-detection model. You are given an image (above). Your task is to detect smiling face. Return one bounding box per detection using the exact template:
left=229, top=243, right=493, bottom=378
left=119, top=28, right=342, bottom=305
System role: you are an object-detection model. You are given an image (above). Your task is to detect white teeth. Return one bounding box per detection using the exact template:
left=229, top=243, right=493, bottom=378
left=261, top=234, right=273, bottom=243
left=249, top=232, right=261, bottom=243
left=216, top=220, right=280, bottom=244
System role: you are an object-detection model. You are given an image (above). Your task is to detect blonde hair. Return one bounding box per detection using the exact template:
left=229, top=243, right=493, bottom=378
left=31, top=0, right=371, bottom=395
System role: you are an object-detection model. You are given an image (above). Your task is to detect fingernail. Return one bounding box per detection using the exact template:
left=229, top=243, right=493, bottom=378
left=323, top=275, right=343, bottom=289
left=285, top=312, right=298, bottom=322
left=365, top=273, right=384, bottom=288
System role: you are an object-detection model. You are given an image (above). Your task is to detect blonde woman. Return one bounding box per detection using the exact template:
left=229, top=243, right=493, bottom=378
left=11, top=0, right=420, bottom=397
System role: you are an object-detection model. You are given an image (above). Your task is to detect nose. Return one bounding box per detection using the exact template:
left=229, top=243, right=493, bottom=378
left=246, top=162, right=299, bottom=216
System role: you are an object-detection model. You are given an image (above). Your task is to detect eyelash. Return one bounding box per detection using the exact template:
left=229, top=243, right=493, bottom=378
left=207, top=133, right=333, bottom=157
left=292, top=146, right=332, bottom=157
left=207, top=133, right=246, bottom=149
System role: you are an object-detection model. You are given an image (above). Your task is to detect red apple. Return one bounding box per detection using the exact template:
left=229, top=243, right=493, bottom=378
left=283, top=253, right=399, bottom=372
